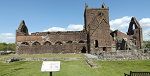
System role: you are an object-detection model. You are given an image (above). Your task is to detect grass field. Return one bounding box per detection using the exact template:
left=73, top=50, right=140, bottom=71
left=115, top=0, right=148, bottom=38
left=0, top=54, right=150, bottom=76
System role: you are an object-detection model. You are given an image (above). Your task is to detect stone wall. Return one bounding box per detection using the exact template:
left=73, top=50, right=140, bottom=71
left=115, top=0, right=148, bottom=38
left=17, top=44, right=86, bottom=54
left=98, top=50, right=150, bottom=60
left=16, top=31, right=87, bottom=54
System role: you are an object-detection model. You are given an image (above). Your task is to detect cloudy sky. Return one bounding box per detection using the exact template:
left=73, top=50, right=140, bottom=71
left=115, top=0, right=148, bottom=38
left=0, top=0, right=150, bottom=43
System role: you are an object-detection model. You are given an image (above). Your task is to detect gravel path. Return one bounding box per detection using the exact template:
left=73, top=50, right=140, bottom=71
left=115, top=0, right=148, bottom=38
left=84, top=54, right=98, bottom=59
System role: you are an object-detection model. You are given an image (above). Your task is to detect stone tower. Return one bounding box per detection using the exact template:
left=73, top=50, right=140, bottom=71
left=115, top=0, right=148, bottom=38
left=84, top=3, right=111, bottom=54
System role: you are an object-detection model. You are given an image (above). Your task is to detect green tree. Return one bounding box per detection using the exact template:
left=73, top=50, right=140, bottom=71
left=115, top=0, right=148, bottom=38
left=145, top=41, right=150, bottom=48
left=0, top=43, right=16, bottom=51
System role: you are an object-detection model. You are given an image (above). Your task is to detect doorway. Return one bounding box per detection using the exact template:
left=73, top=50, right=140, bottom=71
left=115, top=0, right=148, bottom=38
left=81, top=46, right=87, bottom=53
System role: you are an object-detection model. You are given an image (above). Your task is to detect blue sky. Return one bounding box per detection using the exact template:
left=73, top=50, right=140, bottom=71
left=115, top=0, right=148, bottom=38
left=0, top=0, right=150, bottom=43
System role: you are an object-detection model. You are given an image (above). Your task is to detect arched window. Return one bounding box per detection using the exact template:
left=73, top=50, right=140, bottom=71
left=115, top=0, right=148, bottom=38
left=55, top=41, right=63, bottom=45
left=44, top=41, right=51, bottom=46
left=66, top=41, right=73, bottom=44
left=95, top=40, right=98, bottom=48
left=32, top=41, right=41, bottom=46
left=21, top=42, right=29, bottom=46
left=79, top=40, right=85, bottom=43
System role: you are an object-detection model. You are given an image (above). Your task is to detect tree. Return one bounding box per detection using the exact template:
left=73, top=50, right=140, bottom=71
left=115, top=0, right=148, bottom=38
left=143, top=41, right=150, bottom=50
left=0, top=43, right=16, bottom=51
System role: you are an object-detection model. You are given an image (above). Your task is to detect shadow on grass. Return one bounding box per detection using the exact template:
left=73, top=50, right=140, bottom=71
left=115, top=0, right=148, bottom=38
left=1, top=67, right=26, bottom=76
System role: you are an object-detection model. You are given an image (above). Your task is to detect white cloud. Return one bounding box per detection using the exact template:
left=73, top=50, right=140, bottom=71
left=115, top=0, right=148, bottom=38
left=44, top=27, right=66, bottom=32
left=43, top=17, right=150, bottom=40
left=1, top=17, right=149, bottom=43
left=67, top=24, right=83, bottom=31
left=139, top=18, right=150, bottom=40
left=110, top=16, right=150, bottom=40
left=143, top=29, right=150, bottom=40
left=110, top=16, right=132, bottom=31
left=43, top=24, right=83, bottom=32
left=0, top=33, right=15, bottom=43
left=139, top=18, right=150, bottom=27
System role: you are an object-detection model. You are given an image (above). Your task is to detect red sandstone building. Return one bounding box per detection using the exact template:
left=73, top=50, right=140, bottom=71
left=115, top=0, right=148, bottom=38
left=16, top=4, right=143, bottom=54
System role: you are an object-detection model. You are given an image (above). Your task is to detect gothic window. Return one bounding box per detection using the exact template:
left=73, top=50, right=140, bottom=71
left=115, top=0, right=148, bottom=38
left=32, top=41, right=41, bottom=46
left=133, top=24, right=135, bottom=29
left=95, top=40, right=98, bottom=48
left=55, top=41, right=63, bottom=45
left=44, top=41, right=51, bottom=46
left=21, top=42, right=29, bottom=46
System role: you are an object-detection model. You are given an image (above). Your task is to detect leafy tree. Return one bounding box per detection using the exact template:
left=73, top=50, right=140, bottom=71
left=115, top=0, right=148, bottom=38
left=145, top=41, right=150, bottom=48
left=0, top=43, right=16, bottom=51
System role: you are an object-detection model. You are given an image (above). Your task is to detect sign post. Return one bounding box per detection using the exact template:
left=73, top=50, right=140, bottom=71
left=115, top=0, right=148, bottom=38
left=50, top=72, right=52, bottom=76
left=41, top=61, right=60, bottom=76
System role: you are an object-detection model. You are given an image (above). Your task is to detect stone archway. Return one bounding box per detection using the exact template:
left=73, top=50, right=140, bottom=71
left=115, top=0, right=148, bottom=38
left=55, top=41, right=63, bottom=45
left=44, top=41, right=51, bottom=46
left=32, top=41, right=41, bottom=46
left=21, top=42, right=29, bottom=46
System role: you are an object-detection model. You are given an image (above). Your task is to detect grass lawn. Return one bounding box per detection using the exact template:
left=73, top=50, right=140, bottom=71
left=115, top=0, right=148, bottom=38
left=0, top=54, right=82, bottom=60
left=0, top=54, right=150, bottom=76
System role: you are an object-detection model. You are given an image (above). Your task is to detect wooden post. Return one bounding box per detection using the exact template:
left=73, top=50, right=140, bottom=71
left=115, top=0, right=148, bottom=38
left=50, top=72, right=52, bottom=76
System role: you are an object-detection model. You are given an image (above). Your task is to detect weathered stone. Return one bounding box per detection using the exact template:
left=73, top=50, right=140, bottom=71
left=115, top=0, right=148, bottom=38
left=16, top=4, right=143, bottom=54
left=6, top=57, right=21, bottom=63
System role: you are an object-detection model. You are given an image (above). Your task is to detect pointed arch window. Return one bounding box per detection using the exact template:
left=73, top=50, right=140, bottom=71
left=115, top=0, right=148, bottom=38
left=21, top=42, right=29, bottom=46
left=32, top=41, right=41, bottom=46
left=44, top=41, right=51, bottom=46
left=55, top=41, right=63, bottom=45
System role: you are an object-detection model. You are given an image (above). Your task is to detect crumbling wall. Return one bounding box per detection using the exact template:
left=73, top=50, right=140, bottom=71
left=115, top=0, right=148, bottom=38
left=16, top=31, right=87, bottom=54
left=17, top=44, right=86, bottom=54
left=127, top=17, right=143, bottom=49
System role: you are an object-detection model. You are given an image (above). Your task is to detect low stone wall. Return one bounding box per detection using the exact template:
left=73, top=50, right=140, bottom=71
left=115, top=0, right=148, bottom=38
left=17, top=44, right=87, bottom=54
left=0, top=51, right=15, bottom=55
left=97, top=50, right=150, bottom=60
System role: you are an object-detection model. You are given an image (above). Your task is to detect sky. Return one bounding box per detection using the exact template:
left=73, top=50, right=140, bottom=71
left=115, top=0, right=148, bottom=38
left=0, top=0, right=150, bottom=43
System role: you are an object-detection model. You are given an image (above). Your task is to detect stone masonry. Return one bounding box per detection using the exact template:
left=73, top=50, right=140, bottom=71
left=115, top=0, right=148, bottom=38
left=16, top=4, right=143, bottom=54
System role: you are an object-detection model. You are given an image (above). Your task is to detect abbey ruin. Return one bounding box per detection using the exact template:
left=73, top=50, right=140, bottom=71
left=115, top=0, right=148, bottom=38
left=16, top=4, right=143, bottom=54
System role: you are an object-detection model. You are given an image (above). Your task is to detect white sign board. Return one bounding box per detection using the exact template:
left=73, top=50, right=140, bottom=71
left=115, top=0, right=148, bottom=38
left=41, top=61, right=60, bottom=72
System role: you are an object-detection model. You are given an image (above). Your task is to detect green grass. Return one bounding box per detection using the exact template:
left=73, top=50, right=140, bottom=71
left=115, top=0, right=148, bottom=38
left=0, top=59, right=150, bottom=76
left=0, top=54, right=83, bottom=61
left=96, top=60, right=150, bottom=76
left=0, top=53, right=82, bottom=58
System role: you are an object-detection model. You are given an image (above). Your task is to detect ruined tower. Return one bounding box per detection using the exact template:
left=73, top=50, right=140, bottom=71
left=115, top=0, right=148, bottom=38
left=16, top=3, right=143, bottom=54
left=127, top=17, right=143, bottom=49
left=84, top=3, right=112, bottom=54
left=16, top=20, right=29, bottom=36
